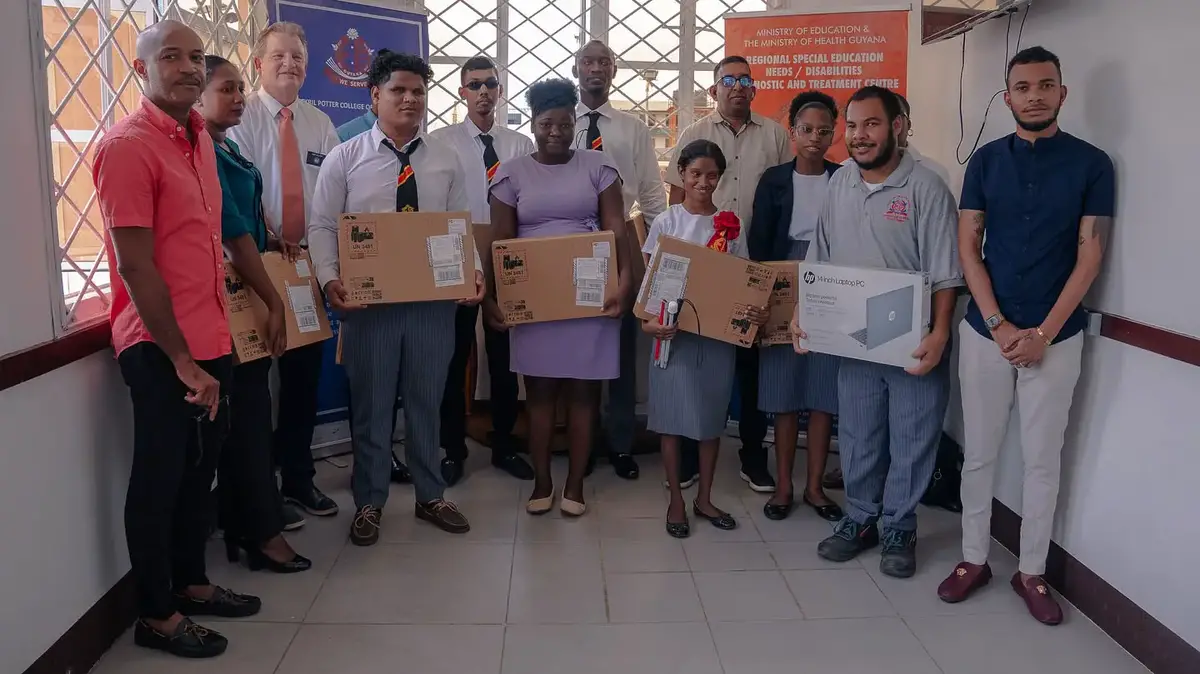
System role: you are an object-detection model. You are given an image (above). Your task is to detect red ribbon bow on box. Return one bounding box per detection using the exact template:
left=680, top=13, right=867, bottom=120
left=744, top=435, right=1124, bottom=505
left=706, top=211, right=741, bottom=253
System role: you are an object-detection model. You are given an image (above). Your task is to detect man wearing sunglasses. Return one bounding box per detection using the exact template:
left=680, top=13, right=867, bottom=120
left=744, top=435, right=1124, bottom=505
left=429, top=56, right=536, bottom=486
left=666, top=55, right=793, bottom=494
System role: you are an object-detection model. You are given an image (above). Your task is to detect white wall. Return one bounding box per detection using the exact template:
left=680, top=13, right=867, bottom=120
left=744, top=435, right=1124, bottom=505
left=912, top=0, right=1200, bottom=650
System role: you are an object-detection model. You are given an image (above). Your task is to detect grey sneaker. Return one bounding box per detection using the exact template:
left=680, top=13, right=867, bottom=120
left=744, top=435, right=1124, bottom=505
left=817, top=517, right=879, bottom=562
left=879, top=528, right=918, bottom=578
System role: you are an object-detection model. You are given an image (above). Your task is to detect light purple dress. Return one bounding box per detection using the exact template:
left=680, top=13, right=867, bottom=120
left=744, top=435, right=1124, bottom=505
left=489, top=149, right=621, bottom=380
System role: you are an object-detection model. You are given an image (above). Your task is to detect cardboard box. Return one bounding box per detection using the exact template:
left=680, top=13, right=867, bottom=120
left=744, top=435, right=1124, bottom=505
left=760, top=261, right=800, bottom=346
left=634, top=235, right=777, bottom=348
left=225, top=251, right=333, bottom=363
left=338, top=211, right=475, bottom=304
left=492, top=230, right=618, bottom=325
left=796, top=261, right=931, bottom=369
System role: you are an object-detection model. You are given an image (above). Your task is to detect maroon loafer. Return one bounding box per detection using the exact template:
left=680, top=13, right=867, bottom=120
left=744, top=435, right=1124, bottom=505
left=1011, top=573, right=1064, bottom=625
left=937, top=562, right=992, bottom=603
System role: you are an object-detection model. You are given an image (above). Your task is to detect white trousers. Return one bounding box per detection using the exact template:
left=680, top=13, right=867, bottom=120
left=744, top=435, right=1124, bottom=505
left=958, top=320, right=1083, bottom=575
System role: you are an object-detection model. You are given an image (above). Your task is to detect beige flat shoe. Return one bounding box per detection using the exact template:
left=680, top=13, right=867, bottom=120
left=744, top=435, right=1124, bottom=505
left=526, top=493, right=554, bottom=515
left=560, top=491, right=587, bottom=517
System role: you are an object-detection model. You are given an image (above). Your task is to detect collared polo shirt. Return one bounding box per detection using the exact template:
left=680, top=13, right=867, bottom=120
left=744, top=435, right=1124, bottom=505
left=336, top=110, right=378, bottom=143
left=961, top=131, right=1115, bottom=343
left=666, top=111, right=793, bottom=232
left=215, top=137, right=268, bottom=252
left=93, top=97, right=229, bottom=360
left=572, top=100, right=667, bottom=223
left=816, top=152, right=964, bottom=294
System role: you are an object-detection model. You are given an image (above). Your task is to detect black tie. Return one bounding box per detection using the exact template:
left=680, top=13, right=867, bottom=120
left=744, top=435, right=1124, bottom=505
left=384, top=138, right=420, bottom=212
left=586, top=112, right=603, bottom=151
left=480, top=133, right=500, bottom=184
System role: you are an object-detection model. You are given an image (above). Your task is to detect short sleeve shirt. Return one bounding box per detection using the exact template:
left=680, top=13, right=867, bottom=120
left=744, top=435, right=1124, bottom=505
left=215, top=137, right=268, bottom=252
left=93, top=98, right=229, bottom=360
left=643, top=204, right=749, bottom=259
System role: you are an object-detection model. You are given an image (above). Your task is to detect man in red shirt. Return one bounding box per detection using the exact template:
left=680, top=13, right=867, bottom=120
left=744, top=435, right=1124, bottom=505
left=93, top=19, right=260, bottom=659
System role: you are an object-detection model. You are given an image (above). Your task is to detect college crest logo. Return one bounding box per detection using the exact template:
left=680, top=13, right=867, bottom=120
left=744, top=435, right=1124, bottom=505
left=883, top=195, right=910, bottom=223
left=325, top=28, right=374, bottom=88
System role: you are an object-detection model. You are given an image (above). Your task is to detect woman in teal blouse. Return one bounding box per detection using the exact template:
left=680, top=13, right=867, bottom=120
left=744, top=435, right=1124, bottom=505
left=198, top=55, right=309, bottom=573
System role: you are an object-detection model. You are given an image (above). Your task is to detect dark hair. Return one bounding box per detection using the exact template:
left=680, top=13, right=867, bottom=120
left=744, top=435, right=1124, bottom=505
left=1007, top=46, right=1062, bottom=83
left=676, top=139, right=727, bottom=175
left=847, top=85, right=903, bottom=123
left=367, top=49, right=433, bottom=89
left=525, top=78, right=577, bottom=119
left=204, top=54, right=233, bottom=81
left=788, top=90, right=838, bottom=127
left=576, top=39, right=614, bottom=62
left=713, top=55, right=750, bottom=78
left=460, top=55, right=497, bottom=85
left=894, top=92, right=910, bottom=117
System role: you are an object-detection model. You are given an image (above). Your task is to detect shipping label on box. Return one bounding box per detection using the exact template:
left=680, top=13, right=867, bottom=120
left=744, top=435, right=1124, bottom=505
left=760, top=261, right=800, bottom=346
left=338, top=211, right=475, bottom=304
left=634, top=235, right=777, bottom=348
left=796, top=262, right=931, bottom=369
left=225, top=251, right=333, bottom=363
left=492, top=231, right=618, bottom=326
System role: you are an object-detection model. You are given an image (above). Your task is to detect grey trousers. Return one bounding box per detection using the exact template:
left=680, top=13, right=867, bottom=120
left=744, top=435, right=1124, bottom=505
left=342, top=301, right=456, bottom=507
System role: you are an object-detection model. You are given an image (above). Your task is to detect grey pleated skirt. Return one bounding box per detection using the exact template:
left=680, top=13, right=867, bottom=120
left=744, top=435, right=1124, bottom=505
left=758, top=346, right=841, bottom=415
left=647, top=331, right=736, bottom=441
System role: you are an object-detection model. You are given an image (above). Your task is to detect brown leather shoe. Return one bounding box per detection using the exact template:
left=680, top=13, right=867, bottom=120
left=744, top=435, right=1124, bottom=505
left=350, top=506, right=382, bottom=546
left=1010, top=573, right=1063, bottom=625
left=415, top=499, right=471, bottom=534
left=937, top=562, right=993, bottom=603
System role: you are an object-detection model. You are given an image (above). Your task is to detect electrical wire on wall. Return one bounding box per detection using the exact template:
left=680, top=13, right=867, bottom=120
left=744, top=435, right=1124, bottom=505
left=955, top=3, right=1031, bottom=165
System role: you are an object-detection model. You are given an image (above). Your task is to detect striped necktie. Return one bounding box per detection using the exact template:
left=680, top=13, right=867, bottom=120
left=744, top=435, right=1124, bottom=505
left=586, top=111, right=603, bottom=151
left=480, top=133, right=500, bottom=183
left=383, top=138, right=420, bottom=212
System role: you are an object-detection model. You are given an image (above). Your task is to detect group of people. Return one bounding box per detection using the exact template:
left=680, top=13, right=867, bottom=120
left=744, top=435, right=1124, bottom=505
left=92, top=15, right=1112, bottom=660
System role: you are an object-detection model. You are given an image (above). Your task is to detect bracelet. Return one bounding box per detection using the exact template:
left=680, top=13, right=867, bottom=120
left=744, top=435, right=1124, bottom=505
left=1035, top=326, right=1052, bottom=346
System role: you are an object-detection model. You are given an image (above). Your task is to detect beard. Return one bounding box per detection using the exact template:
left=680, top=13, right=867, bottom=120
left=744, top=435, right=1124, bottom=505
left=852, top=131, right=897, bottom=171
left=1013, top=106, right=1060, bottom=133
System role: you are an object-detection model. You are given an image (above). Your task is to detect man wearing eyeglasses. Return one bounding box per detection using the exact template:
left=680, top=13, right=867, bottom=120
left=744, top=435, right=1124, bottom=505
left=666, top=55, right=793, bottom=494
left=428, top=55, right=535, bottom=486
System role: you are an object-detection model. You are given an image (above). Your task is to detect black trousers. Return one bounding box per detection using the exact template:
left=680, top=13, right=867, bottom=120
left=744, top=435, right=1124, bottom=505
left=219, top=356, right=285, bottom=544
left=119, top=343, right=232, bottom=620
left=442, top=305, right=520, bottom=461
left=273, top=340, right=323, bottom=495
left=680, top=346, right=767, bottom=468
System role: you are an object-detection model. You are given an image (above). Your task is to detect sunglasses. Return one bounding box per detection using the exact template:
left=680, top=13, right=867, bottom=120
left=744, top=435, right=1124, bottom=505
left=465, top=78, right=500, bottom=91
left=718, top=75, right=754, bottom=89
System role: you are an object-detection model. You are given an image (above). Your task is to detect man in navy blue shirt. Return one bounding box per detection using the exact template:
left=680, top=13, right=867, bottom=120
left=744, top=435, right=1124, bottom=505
left=939, top=47, right=1114, bottom=626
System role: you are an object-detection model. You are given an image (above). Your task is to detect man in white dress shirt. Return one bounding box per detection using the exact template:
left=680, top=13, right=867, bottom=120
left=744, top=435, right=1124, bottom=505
left=428, top=56, right=535, bottom=486
left=572, top=40, right=668, bottom=481
left=308, top=51, right=485, bottom=544
left=227, top=21, right=341, bottom=528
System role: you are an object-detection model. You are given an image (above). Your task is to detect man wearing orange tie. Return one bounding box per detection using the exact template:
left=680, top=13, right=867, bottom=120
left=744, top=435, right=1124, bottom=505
left=229, top=22, right=344, bottom=528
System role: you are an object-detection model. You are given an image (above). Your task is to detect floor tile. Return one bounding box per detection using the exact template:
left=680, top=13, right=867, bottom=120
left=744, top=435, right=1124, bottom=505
left=600, top=539, right=689, bottom=573
left=683, top=541, right=777, bottom=572
left=93, top=621, right=298, bottom=674
left=767, top=541, right=861, bottom=570
left=599, top=515, right=672, bottom=541
left=516, top=510, right=602, bottom=543
left=502, top=623, right=724, bottom=674
left=711, top=618, right=942, bottom=674
left=508, top=541, right=607, bottom=624
left=605, top=572, right=705, bottom=623
left=275, top=624, right=504, bottom=674
left=378, top=498, right=518, bottom=543
left=743, top=501, right=839, bottom=543
left=306, top=542, right=512, bottom=624
left=693, top=570, right=803, bottom=621
left=783, top=568, right=897, bottom=619
left=906, top=612, right=1149, bottom=674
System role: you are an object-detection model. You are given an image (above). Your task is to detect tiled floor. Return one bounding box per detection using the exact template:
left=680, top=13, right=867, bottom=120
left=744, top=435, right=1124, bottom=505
left=94, top=438, right=1148, bottom=674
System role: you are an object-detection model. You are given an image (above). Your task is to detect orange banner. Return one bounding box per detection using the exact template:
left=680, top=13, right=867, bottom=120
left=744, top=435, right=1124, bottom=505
left=724, top=10, right=909, bottom=163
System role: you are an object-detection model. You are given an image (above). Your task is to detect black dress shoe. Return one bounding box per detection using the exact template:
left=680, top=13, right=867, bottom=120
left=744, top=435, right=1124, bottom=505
left=225, top=538, right=312, bottom=574
left=134, top=618, right=227, bottom=659
left=802, top=493, right=845, bottom=522
left=283, top=486, right=339, bottom=517
left=610, top=453, right=640, bottom=480
left=492, top=453, right=535, bottom=480
left=763, top=498, right=794, bottom=521
left=174, top=586, right=261, bottom=618
left=391, top=452, right=413, bottom=484
left=441, top=457, right=465, bottom=486
left=692, top=501, right=738, bottom=530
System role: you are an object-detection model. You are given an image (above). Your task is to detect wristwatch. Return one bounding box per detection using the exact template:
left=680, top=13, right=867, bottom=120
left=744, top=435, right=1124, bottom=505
left=984, top=313, right=1005, bottom=331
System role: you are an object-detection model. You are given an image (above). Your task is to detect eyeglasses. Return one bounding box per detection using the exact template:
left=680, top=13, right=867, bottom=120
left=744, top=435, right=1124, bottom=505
left=465, top=78, right=500, bottom=91
left=795, top=124, right=835, bottom=139
left=718, top=75, right=754, bottom=89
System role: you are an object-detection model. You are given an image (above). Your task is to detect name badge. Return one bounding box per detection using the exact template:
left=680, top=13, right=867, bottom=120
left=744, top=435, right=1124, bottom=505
left=306, top=151, right=326, bottom=167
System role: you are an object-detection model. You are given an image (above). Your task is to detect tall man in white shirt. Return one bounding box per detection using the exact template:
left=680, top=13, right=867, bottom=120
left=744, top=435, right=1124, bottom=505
left=227, top=22, right=341, bottom=527
left=308, top=51, right=485, bottom=544
left=428, top=56, right=535, bottom=486
left=572, top=40, right=667, bottom=481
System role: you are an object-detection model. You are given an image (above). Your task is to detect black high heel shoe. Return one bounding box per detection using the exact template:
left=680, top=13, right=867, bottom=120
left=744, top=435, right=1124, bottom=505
left=225, top=538, right=312, bottom=573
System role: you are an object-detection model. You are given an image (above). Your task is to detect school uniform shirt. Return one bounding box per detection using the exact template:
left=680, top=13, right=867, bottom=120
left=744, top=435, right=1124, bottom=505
left=228, top=90, right=341, bottom=244
left=666, top=112, right=793, bottom=232
left=643, top=204, right=748, bottom=259
left=428, top=117, right=534, bottom=225
left=307, top=122, right=478, bottom=292
left=842, top=145, right=951, bottom=187
left=573, top=101, right=667, bottom=223
left=816, top=151, right=964, bottom=294
left=336, top=110, right=378, bottom=143
left=788, top=172, right=830, bottom=242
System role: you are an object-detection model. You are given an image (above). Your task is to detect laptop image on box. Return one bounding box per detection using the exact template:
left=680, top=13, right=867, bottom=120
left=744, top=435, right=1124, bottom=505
left=847, top=285, right=914, bottom=350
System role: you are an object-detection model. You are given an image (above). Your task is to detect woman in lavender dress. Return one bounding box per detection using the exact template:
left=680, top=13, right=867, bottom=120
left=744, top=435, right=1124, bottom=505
left=484, top=79, right=632, bottom=517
